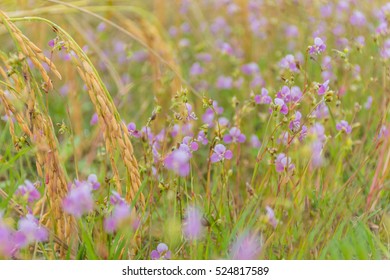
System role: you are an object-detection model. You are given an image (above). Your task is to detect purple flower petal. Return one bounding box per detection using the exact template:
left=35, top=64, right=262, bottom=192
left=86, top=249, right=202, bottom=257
left=150, top=250, right=160, bottom=260
left=214, top=144, right=226, bottom=154
left=223, top=134, right=233, bottom=143
left=224, top=150, right=233, bottom=160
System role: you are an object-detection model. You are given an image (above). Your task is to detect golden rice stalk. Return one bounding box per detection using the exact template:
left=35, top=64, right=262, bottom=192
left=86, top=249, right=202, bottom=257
left=5, top=10, right=144, bottom=202
left=0, top=11, right=61, bottom=92
left=0, top=91, right=17, bottom=143
left=47, top=21, right=145, bottom=208
left=0, top=87, right=74, bottom=257
left=0, top=50, right=34, bottom=141
left=0, top=10, right=76, bottom=256
left=79, top=62, right=144, bottom=205
left=1, top=11, right=144, bottom=248
left=0, top=89, right=33, bottom=147
left=31, top=110, right=75, bottom=249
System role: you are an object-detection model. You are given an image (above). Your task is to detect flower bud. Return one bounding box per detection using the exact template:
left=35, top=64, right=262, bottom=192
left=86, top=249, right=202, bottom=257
left=325, top=91, right=334, bottom=102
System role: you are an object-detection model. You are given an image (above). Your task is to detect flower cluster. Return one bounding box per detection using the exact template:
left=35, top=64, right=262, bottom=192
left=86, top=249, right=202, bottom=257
left=275, top=153, right=295, bottom=173
left=104, top=194, right=134, bottom=233
left=62, top=174, right=100, bottom=218
left=0, top=212, right=48, bottom=258
left=230, top=231, right=263, bottom=260
left=309, top=37, right=326, bottom=55
left=183, top=206, right=204, bottom=240
left=15, top=180, right=40, bottom=203
left=151, top=243, right=171, bottom=260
